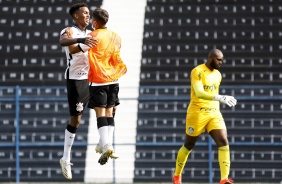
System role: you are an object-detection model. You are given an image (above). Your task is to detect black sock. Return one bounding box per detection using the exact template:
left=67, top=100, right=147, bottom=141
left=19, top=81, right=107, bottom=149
left=97, top=117, right=108, bottom=129
left=66, top=124, right=77, bottom=133
left=107, top=117, right=115, bottom=127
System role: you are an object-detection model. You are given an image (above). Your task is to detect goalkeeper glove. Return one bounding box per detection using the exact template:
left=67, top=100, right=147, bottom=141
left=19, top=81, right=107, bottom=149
left=213, top=95, right=237, bottom=107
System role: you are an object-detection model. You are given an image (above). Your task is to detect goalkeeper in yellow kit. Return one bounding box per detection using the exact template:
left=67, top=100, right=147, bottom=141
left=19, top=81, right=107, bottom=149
left=172, top=49, right=237, bottom=184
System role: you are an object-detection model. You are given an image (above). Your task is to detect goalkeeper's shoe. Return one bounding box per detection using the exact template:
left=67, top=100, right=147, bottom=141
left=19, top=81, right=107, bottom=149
left=95, top=144, right=119, bottom=159
left=60, top=158, right=73, bottom=180
left=220, top=178, right=234, bottom=184
left=172, top=175, right=182, bottom=184
left=98, top=144, right=114, bottom=165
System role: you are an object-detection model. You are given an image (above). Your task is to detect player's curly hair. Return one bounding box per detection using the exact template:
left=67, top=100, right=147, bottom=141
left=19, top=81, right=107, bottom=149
left=92, top=8, right=109, bottom=25
left=69, top=2, right=88, bottom=18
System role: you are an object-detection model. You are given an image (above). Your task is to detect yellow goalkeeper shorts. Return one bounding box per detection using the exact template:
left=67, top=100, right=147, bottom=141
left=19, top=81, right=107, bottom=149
left=185, top=110, right=226, bottom=136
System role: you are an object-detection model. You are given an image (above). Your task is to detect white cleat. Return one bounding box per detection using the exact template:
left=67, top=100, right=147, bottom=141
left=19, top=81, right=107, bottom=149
left=60, top=158, right=73, bottom=180
left=95, top=144, right=119, bottom=159
left=98, top=144, right=114, bottom=165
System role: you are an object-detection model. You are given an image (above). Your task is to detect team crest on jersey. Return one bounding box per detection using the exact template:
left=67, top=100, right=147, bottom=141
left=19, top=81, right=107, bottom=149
left=76, top=102, right=84, bottom=112
left=188, top=126, right=194, bottom=134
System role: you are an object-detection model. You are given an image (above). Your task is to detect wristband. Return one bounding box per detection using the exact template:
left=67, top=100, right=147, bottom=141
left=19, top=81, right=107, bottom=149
left=213, top=95, right=221, bottom=101
left=77, top=38, right=86, bottom=43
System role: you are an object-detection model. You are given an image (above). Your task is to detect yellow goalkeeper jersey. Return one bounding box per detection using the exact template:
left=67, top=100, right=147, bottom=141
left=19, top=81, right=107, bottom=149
left=188, top=64, right=222, bottom=112
left=88, top=28, right=127, bottom=83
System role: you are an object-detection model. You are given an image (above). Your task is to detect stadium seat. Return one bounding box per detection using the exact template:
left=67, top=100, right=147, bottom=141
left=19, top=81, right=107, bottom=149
left=0, top=102, right=15, bottom=113
left=0, top=168, right=15, bottom=182
left=140, top=1, right=281, bottom=183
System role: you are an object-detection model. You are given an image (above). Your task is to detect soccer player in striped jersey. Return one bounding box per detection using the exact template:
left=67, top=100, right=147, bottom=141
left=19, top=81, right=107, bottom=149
left=58, top=2, right=96, bottom=180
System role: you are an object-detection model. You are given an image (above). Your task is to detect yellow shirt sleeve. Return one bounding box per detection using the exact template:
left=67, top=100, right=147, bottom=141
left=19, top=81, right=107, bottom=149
left=192, top=81, right=215, bottom=100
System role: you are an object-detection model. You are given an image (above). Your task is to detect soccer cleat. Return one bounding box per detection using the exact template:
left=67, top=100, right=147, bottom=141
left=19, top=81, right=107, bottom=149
left=172, top=175, right=182, bottom=184
left=95, top=144, right=119, bottom=159
left=98, top=144, right=114, bottom=165
left=220, top=178, right=234, bottom=184
left=60, top=158, right=73, bottom=180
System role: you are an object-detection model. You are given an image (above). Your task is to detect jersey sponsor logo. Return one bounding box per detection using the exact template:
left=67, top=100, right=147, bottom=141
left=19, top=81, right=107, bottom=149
left=197, top=73, right=201, bottom=80
left=203, top=84, right=217, bottom=91
left=77, top=69, right=88, bottom=76
left=77, top=72, right=87, bottom=75
left=200, top=107, right=216, bottom=111
left=76, top=102, right=84, bottom=112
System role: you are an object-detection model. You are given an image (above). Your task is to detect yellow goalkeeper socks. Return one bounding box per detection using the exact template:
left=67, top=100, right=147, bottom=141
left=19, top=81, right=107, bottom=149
left=174, top=145, right=191, bottom=176
left=218, top=145, right=230, bottom=180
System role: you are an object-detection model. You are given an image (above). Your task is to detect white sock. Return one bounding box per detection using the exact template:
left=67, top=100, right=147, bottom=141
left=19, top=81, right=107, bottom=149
left=108, top=125, right=115, bottom=146
left=98, top=138, right=102, bottom=147
left=98, top=126, right=108, bottom=147
left=63, top=129, right=76, bottom=162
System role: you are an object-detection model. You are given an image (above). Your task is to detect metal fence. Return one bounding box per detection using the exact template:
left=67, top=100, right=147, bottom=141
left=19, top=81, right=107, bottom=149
left=0, top=85, right=281, bottom=184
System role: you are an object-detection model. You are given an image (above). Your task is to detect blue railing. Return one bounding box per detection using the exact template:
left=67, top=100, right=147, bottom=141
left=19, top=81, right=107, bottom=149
left=0, top=85, right=281, bottom=184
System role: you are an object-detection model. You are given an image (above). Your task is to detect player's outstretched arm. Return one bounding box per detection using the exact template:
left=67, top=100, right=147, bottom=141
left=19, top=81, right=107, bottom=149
left=59, top=27, right=97, bottom=48
left=59, top=28, right=79, bottom=46
left=59, top=27, right=98, bottom=54
left=192, top=82, right=237, bottom=107
left=192, top=82, right=215, bottom=100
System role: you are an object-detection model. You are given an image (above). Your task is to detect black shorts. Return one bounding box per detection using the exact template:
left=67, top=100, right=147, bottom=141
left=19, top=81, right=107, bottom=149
left=67, top=79, right=89, bottom=116
left=88, top=83, right=119, bottom=108
left=115, top=94, right=120, bottom=106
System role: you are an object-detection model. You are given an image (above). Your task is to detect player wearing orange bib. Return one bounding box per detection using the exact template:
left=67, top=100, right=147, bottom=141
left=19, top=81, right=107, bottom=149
left=87, top=8, right=127, bottom=165
left=172, top=49, right=237, bottom=184
left=88, top=28, right=126, bottom=83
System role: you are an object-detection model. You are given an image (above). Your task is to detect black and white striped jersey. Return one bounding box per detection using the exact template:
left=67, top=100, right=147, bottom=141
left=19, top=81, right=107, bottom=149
left=60, top=25, right=92, bottom=80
